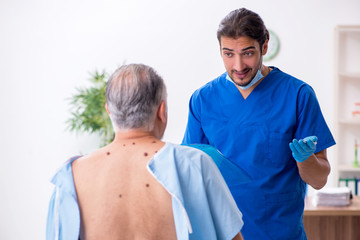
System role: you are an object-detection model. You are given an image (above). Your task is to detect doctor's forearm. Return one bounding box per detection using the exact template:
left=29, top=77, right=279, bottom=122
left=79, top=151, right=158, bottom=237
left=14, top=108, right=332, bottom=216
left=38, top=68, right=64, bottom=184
left=297, top=150, right=331, bottom=190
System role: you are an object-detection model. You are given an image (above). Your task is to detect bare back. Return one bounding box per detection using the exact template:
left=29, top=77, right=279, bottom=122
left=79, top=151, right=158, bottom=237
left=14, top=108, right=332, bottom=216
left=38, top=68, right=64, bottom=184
left=72, top=136, right=177, bottom=240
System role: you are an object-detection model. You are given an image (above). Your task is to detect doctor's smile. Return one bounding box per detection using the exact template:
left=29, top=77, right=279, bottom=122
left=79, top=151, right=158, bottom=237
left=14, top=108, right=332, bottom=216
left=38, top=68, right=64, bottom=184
left=232, top=68, right=252, bottom=80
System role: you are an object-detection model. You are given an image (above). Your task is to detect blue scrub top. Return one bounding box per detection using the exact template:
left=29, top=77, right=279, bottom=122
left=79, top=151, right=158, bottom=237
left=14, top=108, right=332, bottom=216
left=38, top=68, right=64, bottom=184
left=183, top=67, right=335, bottom=239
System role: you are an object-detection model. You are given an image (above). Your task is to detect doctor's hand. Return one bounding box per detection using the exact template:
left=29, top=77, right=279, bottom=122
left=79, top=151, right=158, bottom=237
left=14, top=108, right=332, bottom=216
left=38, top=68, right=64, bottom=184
left=289, top=136, right=318, bottom=162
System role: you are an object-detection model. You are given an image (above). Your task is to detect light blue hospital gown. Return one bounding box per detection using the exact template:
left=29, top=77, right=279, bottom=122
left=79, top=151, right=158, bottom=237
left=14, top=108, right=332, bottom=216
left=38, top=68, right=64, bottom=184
left=46, top=143, right=243, bottom=240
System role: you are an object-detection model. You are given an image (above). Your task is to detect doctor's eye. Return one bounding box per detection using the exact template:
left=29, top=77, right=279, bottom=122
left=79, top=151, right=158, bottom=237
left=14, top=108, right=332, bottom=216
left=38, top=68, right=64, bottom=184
left=223, top=52, right=233, bottom=57
left=243, top=51, right=254, bottom=57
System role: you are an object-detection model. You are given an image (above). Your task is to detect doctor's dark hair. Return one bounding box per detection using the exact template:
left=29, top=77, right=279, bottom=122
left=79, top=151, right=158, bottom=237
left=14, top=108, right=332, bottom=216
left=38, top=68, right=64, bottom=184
left=105, top=63, right=167, bottom=131
left=217, top=8, right=269, bottom=48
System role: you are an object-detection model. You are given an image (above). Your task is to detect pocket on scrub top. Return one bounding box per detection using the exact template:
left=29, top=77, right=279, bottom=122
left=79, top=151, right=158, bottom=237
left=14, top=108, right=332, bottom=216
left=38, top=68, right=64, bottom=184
left=267, top=131, right=293, bottom=167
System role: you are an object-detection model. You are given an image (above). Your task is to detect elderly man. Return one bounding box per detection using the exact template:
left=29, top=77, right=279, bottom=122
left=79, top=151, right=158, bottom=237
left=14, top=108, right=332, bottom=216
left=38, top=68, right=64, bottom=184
left=46, top=63, right=244, bottom=240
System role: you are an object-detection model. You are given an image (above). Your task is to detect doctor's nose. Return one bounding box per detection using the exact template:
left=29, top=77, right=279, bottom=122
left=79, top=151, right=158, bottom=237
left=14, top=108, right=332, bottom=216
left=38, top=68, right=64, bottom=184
left=233, top=56, right=245, bottom=71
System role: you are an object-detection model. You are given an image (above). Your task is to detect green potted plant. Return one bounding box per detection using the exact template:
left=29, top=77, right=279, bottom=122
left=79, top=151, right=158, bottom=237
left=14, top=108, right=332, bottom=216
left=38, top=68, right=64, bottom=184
left=66, top=70, right=114, bottom=146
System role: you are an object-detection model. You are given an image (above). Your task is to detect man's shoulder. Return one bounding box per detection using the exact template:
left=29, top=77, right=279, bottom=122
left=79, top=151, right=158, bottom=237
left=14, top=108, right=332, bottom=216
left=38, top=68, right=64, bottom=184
left=270, top=67, right=311, bottom=93
left=272, top=67, right=307, bottom=85
left=164, top=143, right=213, bottom=161
left=50, top=155, right=81, bottom=189
left=148, top=143, right=219, bottom=195
left=191, top=72, right=228, bottom=99
left=195, top=72, right=226, bottom=90
left=155, top=143, right=215, bottom=171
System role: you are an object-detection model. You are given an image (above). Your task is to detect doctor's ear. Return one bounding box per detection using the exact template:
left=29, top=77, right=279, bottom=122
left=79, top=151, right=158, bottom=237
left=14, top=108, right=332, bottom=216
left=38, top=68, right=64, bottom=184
left=262, top=39, right=269, bottom=56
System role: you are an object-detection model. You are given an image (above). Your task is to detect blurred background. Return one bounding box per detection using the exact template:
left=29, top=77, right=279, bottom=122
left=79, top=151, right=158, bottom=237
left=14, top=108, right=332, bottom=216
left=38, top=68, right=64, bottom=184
left=1, top=0, right=359, bottom=238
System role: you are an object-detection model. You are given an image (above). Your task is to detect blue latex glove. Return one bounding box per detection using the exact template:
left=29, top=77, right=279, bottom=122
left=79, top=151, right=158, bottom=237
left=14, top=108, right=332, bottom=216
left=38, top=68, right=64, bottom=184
left=289, top=136, right=318, bottom=162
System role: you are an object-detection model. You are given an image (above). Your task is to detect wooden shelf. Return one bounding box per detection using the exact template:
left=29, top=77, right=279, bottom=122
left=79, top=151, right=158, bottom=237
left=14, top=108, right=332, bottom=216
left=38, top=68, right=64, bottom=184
left=338, top=165, right=360, bottom=172
left=339, top=119, right=360, bottom=125
left=337, top=25, right=360, bottom=32
left=339, top=72, right=360, bottom=78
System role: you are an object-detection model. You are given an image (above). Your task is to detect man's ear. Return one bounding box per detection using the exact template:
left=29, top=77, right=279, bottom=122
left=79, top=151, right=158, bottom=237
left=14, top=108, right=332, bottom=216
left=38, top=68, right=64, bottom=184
left=157, top=101, right=167, bottom=123
left=262, top=39, right=269, bottom=56
left=105, top=103, right=110, bottom=115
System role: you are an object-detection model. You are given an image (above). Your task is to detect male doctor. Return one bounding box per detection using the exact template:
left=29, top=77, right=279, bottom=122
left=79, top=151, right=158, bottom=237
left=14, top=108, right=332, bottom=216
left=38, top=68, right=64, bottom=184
left=182, top=8, right=335, bottom=239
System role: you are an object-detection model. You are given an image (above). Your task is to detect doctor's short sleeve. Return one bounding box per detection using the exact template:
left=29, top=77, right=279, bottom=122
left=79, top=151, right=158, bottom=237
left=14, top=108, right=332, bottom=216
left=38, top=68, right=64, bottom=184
left=182, top=90, right=209, bottom=145
left=294, top=84, right=335, bottom=152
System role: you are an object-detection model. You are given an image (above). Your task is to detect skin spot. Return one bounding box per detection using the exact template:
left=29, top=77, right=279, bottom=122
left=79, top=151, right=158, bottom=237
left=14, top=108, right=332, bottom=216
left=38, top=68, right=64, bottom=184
left=144, top=152, right=148, bottom=156
left=106, top=152, right=110, bottom=155
left=119, top=194, right=122, bottom=198
left=123, top=144, right=126, bottom=147
left=155, top=151, right=158, bottom=153
left=146, top=184, right=150, bottom=187
left=152, top=140, right=156, bottom=143
left=132, top=142, right=135, bottom=145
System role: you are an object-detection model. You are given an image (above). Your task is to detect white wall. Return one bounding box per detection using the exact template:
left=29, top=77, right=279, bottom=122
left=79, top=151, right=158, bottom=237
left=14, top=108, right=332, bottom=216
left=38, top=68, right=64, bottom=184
left=1, top=0, right=359, bottom=239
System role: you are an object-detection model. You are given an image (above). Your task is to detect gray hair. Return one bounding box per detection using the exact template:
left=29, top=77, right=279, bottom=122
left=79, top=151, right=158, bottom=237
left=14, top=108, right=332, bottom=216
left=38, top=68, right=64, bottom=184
left=105, top=64, right=167, bottom=131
